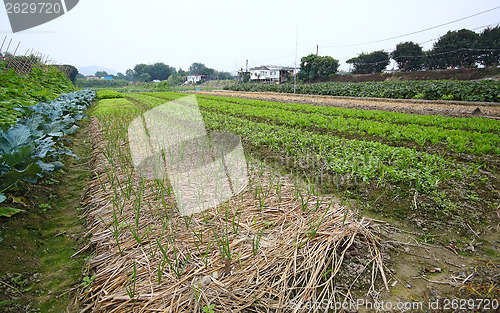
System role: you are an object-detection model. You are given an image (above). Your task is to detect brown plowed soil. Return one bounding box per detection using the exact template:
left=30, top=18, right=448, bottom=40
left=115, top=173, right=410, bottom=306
left=191, top=90, right=500, bottom=119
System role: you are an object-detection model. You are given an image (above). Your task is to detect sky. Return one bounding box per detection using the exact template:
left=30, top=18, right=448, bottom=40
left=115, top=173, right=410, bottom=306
left=0, top=0, right=499, bottom=75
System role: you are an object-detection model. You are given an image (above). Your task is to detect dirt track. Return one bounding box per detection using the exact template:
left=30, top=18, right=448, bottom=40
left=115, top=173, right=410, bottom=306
left=192, top=90, right=500, bottom=119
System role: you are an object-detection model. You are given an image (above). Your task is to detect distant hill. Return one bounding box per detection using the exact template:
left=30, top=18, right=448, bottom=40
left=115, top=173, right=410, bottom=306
left=77, top=65, right=118, bottom=76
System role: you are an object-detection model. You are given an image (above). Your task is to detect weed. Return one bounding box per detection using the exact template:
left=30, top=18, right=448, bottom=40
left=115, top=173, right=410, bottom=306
left=81, top=274, right=96, bottom=290
left=203, top=304, right=215, bottom=313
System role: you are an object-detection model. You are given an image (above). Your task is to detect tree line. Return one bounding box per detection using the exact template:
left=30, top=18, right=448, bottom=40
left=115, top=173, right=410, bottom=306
left=299, top=26, right=500, bottom=81
left=80, top=62, right=234, bottom=84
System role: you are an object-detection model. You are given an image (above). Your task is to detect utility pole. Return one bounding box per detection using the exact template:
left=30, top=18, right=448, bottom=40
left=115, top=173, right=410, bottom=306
left=294, top=25, right=298, bottom=94
left=246, top=59, right=248, bottom=72
left=316, top=45, right=318, bottom=56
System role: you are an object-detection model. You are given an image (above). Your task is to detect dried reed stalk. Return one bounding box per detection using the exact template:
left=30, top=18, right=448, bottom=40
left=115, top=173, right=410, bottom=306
left=77, top=117, right=386, bottom=312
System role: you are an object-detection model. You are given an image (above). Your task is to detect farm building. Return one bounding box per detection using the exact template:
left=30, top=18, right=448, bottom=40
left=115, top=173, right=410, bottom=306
left=186, top=74, right=206, bottom=83
left=249, top=65, right=296, bottom=84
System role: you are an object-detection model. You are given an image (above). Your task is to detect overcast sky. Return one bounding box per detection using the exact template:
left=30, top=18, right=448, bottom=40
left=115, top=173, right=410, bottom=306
left=1, top=0, right=499, bottom=75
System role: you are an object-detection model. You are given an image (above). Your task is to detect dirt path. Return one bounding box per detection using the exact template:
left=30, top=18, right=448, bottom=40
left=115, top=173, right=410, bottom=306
left=191, top=90, right=500, bottom=119
left=0, top=118, right=92, bottom=312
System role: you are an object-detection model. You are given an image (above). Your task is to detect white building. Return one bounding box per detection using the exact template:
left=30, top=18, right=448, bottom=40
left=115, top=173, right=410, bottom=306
left=249, top=66, right=297, bottom=83
left=250, top=66, right=281, bottom=82
left=186, top=74, right=205, bottom=84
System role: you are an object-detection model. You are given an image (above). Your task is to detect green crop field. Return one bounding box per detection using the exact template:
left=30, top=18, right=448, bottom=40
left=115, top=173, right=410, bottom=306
left=225, top=80, right=500, bottom=102
left=2, top=87, right=499, bottom=311
left=134, top=92, right=499, bottom=234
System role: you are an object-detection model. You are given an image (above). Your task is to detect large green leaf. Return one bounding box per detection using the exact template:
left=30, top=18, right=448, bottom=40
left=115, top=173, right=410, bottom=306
left=0, top=207, right=24, bottom=217
left=33, top=137, right=55, bottom=159
left=1, top=144, right=35, bottom=168
left=0, top=162, right=42, bottom=188
left=0, top=125, right=33, bottom=154
left=36, top=160, right=64, bottom=173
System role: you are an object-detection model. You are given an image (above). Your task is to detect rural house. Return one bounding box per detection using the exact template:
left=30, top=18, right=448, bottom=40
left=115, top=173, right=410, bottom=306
left=186, top=74, right=205, bottom=84
left=249, top=65, right=296, bottom=84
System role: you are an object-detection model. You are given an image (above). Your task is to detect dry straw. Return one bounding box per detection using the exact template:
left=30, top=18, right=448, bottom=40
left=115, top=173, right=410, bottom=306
left=77, top=117, right=387, bottom=312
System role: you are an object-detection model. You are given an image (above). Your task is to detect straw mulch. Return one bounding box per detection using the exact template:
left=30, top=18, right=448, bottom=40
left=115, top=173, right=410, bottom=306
left=78, top=117, right=387, bottom=312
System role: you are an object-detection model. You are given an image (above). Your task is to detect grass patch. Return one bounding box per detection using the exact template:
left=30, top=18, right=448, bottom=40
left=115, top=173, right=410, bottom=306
left=91, top=98, right=139, bottom=116
left=96, top=90, right=124, bottom=100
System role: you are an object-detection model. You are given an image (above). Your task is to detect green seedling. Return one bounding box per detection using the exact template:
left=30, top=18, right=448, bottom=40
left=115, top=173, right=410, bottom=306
left=203, top=304, right=215, bottom=313
left=125, top=261, right=137, bottom=299
left=81, top=274, right=96, bottom=290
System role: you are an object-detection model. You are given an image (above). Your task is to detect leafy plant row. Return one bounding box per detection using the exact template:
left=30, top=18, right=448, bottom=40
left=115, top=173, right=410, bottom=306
left=224, top=80, right=500, bottom=102
left=197, top=94, right=500, bottom=134
left=0, top=89, right=96, bottom=203
left=126, top=91, right=469, bottom=195
left=149, top=93, right=499, bottom=155
left=96, top=89, right=125, bottom=100
left=200, top=109, right=470, bottom=193
left=0, top=66, right=76, bottom=130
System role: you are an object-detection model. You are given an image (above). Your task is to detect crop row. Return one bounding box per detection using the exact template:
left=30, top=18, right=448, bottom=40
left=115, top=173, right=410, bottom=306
left=200, top=109, right=470, bottom=193
left=149, top=93, right=500, bottom=155
left=224, top=80, right=500, bottom=102
left=197, top=94, right=500, bottom=134
left=0, top=66, right=76, bottom=130
left=127, top=92, right=469, bottom=193
left=0, top=89, right=96, bottom=204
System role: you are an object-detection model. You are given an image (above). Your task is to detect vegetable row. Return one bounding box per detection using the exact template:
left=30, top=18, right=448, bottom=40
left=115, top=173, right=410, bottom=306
left=225, top=80, right=500, bottom=102
left=200, top=109, right=468, bottom=193
left=148, top=93, right=500, bottom=155
left=197, top=94, right=500, bottom=134
left=0, top=89, right=96, bottom=203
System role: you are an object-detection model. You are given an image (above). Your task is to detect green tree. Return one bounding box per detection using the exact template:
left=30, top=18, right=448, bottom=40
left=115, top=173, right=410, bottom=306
left=347, top=51, right=390, bottom=74
left=298, top=54, right=339, bottom=81
left=427, top=29, right=480, bottom=69
left=115, top=72, right=126, bottom=80
left=133, top=64, right=149, bottom=78
left=391, top=42, right=424, bottom=71
left=125, top=69, right=136, bottom=82
left=166, top=73, right=183, bottom=86
left=218, top=71, right=234, bottom=80
left=188, top=62, right=205, bottom=74
left=138, top=73, right=151, bottom=82
left=313, top=56, right=339, bottom=80
left=298, top=54, right=318, bottom=81
left=200, top=67, right=216, bottom=79
left=149, top=62, right=176, bottom=81
left=478, top=26, right=500, bottom=66
left=95, top=71, right=109, bottom=77
left=188, top=62, right=217, bottom=79
left=56, top=64, right=78, bottom=84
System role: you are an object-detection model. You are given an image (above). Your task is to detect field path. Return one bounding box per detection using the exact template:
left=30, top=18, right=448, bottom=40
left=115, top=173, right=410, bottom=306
left=191, top=90, right=500, bottom=118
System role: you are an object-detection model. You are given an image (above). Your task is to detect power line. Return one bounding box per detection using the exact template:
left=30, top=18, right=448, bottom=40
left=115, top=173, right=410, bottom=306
left=321, top=5, right=500, bottom=48
left=331, top=22, right=499, bottom=62
left=417, top=22, right=499, bottom=46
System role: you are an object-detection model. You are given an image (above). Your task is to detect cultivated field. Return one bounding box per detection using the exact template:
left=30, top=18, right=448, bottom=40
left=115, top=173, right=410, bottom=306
left=76, top=91, right=500, bottom=312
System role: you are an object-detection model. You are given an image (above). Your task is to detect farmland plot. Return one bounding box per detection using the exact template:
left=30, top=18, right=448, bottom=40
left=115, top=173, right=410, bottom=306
left=79, top=95, right=387, bottom=312
left=79, top=92, right=500, bottom=311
